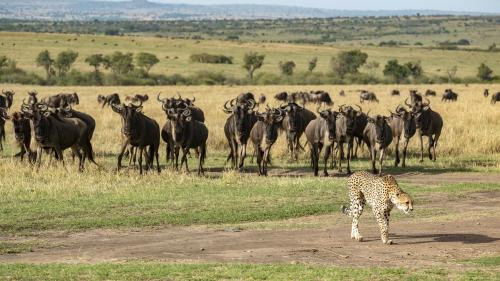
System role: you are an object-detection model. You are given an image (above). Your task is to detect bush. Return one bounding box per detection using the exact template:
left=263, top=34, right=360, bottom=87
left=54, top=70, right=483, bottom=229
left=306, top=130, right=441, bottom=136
left=190, top=53, right=233, bottom=64
left=330, top=50, right=368, bottom=79
left=477, top=63, right=494, bottom=81
left=383, top=59, right=410, bottom=83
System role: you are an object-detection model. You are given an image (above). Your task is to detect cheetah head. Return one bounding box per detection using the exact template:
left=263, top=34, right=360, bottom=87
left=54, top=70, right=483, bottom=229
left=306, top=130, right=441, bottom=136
left=392, top=192, right=414, bottom=214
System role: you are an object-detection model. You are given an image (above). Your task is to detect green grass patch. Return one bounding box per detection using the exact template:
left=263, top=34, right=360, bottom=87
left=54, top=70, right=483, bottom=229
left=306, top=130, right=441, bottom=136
left=467, top=256, right=500, bottom=267
left=1, top=263, right=498, bottom=281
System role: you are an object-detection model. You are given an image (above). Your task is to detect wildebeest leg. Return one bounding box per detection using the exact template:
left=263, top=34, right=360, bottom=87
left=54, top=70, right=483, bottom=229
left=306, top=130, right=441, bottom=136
left=263, top=147, right=271, bottom=176
left=432, top=133, right=441, bottom=162
left=311, top=143, right=319, bottom=176
left=418, top=134, right=424, bottom=163
left=371, top=147, right=378, bottom=174
left=378, top=148, right=385, bottom=175
left=173, top=146, right=180, bottom=170
left=35, top=146, right=43, bottom=171
left=138, top=147, right=144, bottom=175
left=198, top=144, right=206, bottom=176
left=72, top=147, right=84, bottom=172
left=428, top=135, right=434, bottom=161
left=238, top=143, right=247, bottom=171
left=54, top=146, right=66, bottom=171
left=323, top=144, right=331, bottom=177
left=181, top=147, right=190, bottom=173
left=117, top=140, right=129, bottom=171
left=402, top=138, right=409, bottom=168
left=394, top=137, right=400, bottom=167
left=155, top=146, right=161, bottom=174
left=256, top=145, right=263, bottom=176
left=337, top=142, right=343, bottom=173
left=346, top=139, right=352, bottom=174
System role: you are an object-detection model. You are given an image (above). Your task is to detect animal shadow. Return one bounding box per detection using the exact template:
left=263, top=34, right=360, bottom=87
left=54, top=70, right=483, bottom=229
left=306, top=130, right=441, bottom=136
left=392, top=233, right=500, bottom=245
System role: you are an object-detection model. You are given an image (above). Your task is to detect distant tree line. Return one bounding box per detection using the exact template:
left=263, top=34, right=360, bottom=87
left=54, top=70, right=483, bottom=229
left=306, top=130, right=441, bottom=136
left=0, top=49, right=497, bottom=86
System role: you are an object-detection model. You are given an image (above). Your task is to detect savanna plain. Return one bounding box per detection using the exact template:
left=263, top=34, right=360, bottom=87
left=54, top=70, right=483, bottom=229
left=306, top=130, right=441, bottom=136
left=0, top=83, right=499, bottom=280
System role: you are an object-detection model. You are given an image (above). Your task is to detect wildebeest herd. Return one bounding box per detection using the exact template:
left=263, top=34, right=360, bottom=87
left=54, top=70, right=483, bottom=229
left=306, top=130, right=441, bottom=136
left=0, top=88, right=497, bottom=176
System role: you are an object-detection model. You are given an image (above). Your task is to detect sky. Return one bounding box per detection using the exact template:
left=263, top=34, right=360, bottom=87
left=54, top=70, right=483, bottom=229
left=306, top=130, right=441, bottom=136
left=149, top=0, right=500, bottom=13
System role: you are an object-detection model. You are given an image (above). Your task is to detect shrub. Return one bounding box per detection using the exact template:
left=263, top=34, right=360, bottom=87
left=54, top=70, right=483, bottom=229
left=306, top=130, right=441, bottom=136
left=190, top=53, right=233, bottom=64
left=330, top=50, right=368, bottom=79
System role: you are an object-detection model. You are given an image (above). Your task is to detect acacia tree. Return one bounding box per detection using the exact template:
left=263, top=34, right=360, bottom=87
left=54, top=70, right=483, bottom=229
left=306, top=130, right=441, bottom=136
left=383, top=59, right=410, bottom=83
left=136, top=52, right=159, bottom=74
left=330, top=50, right=368, bottom=78
left=104, top=52, right=134, bottom=75
left=36, top=50, right=55, bottom=79
left=85, top=54, right=106, bottom=73
left=243, top=52, right=265, bottom=80
left=54, top=50, right=79, bottom=77
left=279, top=60, right=296, bottom=76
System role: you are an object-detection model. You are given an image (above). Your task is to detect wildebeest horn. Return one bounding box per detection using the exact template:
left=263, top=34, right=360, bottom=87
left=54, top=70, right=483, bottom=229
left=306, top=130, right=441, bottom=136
left=404, top=98, right=412, bottom=107
left=339, top=104, right=345, bottom=112
left=191, top=96, right=196, bottom=103
left=157, top=92, right=166, bottom=103
left=423, top=97, right=430, bottom=106
left=223, top=100, right=233, bottom=113
left=182, top=108, right=192, bottom=117
left=247, top=99, right=256, bottom=110
left=355, top=104, right=363, bottom=113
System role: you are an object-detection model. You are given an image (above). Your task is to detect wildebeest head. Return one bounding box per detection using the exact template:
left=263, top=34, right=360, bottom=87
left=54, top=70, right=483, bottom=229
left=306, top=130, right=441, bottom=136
left=67, top=92, right=79, bottom=105
left=1, top=89, right=15, bottom=108
left=484, top=89, right=489, bottom=97
left=112, top=101, right=143, bottom=138
left=257, top=107, right=285, bottom=145
left=167, top=106, right=193, bottom=142
left=318, top=109, right=338, bottom=141
left=29, top=103, right=52, bottom=143
left=11, top=112, right=29, bottom=141
left=394, top=105, right=416, bottom=139
left=368, top=115, right=390, bottom=146
left=223, top=98, right=256, bottom=139
left=281, top=102, right=303, bottom=137
left=410, top=90, right=422, bottom=105
left=27, top=91, right=38, bottom=105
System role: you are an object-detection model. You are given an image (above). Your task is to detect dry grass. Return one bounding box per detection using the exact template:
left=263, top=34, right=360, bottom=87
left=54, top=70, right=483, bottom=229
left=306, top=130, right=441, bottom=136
left=1, top=83, right=499, bottom=160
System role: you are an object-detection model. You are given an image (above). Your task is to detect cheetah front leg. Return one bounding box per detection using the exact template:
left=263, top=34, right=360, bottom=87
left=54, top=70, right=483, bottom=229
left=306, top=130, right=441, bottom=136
left=341, top=197, right=364, bottom=242
left=374, top=209, right=392, bottom=245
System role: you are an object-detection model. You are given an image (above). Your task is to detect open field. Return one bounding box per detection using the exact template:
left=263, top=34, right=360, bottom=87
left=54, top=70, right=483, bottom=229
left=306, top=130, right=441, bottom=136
left=1, top=31, right=499, bottom=80
left=0, top=83, right=499, bottom=280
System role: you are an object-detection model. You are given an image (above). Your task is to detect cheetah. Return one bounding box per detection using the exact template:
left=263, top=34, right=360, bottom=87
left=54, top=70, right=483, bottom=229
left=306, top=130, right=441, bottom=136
left=341, top=171, right=413, bottom=245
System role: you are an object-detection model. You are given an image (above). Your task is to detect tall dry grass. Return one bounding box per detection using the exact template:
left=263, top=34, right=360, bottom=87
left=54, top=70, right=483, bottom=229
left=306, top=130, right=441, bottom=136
left=1, top=84, right=499, bottom=161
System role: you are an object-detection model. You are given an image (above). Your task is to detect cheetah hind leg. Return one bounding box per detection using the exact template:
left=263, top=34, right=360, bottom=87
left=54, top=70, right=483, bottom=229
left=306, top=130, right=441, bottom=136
left=342, top=200, right=364, bottom=242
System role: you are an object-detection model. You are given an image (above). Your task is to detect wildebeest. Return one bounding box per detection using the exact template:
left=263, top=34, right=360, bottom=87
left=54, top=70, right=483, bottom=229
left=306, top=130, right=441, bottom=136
left=224, top=97, right=258, bottom=170
left=391, top=89, right=400, bottom=96
left=338, top=104, right=369, bottom=173
left=250, top=107, right=285, bottom=176
left=387, top=106, right=407, bottom=167
left=410, top=90, right=423, bottom=106
left=280, top=102, right=316, bottom=160
left=305, top=109, right=339, bottom=176
left=167, top=105, right=208, bottom=175
left=22, top=102, right=93, bottom=171
left=483, top=89, right=489, bottom=98
left=308, top=90, right=333, bottom=106
left=98, top=93, right=121, bottom=108
left=395, top=104, right=417, bottom=168
left=363, top=115, right=393, bottom=175
left=43, top=92, right=79, bottom=108
left=339, top=90, right=346, bottom=96
left=442, top=89, right=458, bottom=102
left=27, top=91, right=38, bottom=105
left=0, top=90, right=15, bottom=109
left=125, top=94, right=149, bottom=104
left=111, top=101, right=161, bottom=174
left=425, top=89, right=437, bottom=97
left=407, top=98, right=443, bottom=162
left=491, top=92, right=500, bottom=105
left=10, top=112, right=33, bottom=161
left=0, top=108, right=8, bottom=151
left=359, top=91, right=379, bottom=103
left=274, top=91, right=333, bottom=107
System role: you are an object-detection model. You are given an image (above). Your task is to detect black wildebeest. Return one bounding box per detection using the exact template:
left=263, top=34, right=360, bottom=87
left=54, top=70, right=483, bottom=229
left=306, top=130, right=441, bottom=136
left=425, top=89, right=437, bottom=97
left=491, top=92, right=500, bottom=105
left=391, top=89, right=400, bottom=96
left=359, top=91, right=379, bottom=103
left=22, top=103, right=93, bottom=171
left=363, top=115, right=393, bottom=175
left=167, top=106, right=208, bottom=175
left=1, top=89, right=15, bottom=109
left=43, top=92, right=79, bottom=108
left=112, top=101, right=161, bottom=174
left=305, top=109, right=339, bottom=177
left=250, top=107, right=285, bottom=176
left=224, top=98, right=257, bottom=170
left=484, top=89, right=489, bottom=98
left=11, top=112, right=34, bottom=162
left=442, top=89, right=458, bottom=102
left=280, top=102, right=316, bottom=160
left=98, top=93, right=121, bottom=108
left=407, top=98, right=443, bottom=162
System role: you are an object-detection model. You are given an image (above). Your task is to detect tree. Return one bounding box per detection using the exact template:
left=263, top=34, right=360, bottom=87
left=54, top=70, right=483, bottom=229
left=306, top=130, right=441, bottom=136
left=0, top=55, right=8, bottom=69
left=54, top=50, right=78, bottom=77
left=279, top=60, right=296, bottom=76
left=405, top=61, right=423, bottom=78
left=477, top=63, right=494, bottom=81
left=85, top=54, right=106, bottom=73
left=104, top=52, right=134, bottom=75
left=242, top=52, right=265, bottom=80
left=330, top=50, right=368, bottom=78
left=383, top=59, right=410, bottom=83
left=308, top=57, right=318, bottom=72
left=36, top=50, right=55, bottom=79
left=446, top=66, right=458, bottom=82
left=136, top=52, right=159, bottom=74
